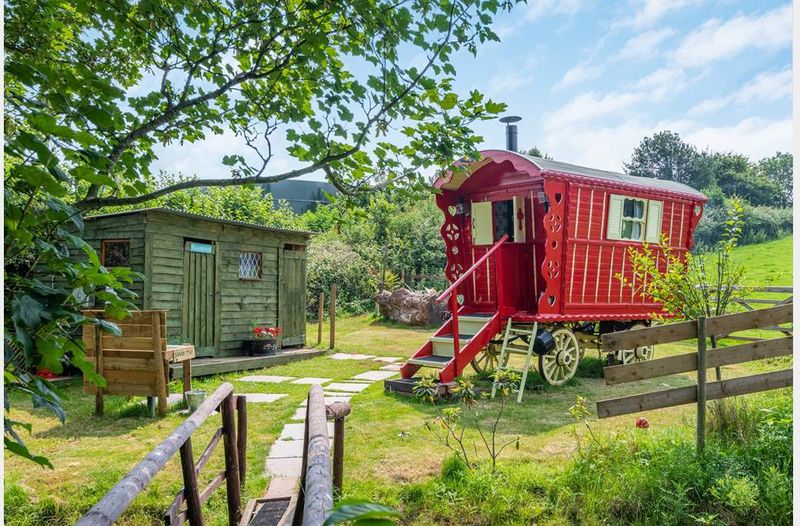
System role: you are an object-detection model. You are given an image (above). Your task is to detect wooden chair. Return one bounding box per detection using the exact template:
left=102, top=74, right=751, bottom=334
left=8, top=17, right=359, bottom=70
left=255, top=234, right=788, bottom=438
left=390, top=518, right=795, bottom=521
left=82, top=310, right=188, bottom=417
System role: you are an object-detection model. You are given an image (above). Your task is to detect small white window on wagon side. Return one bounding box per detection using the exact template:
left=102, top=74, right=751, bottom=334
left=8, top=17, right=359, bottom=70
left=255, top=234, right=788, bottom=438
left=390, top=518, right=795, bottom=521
left=606, top=194, right=663, bottom=243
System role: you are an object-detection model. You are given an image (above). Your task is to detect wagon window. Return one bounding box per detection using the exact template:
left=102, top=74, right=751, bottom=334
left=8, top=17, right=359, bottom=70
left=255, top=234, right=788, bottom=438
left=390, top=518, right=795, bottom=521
left=101, top=239, right=130, bottom=268
left=620, top=198, right=646, bottom=241
left=239, top=251, right=262, bottom=280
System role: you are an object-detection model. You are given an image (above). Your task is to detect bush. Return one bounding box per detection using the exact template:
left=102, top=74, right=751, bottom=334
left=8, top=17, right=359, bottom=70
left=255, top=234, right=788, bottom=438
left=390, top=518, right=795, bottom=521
left=306, top=233, right=375, bottom=316
left=695, top=192, right=791, bottom=250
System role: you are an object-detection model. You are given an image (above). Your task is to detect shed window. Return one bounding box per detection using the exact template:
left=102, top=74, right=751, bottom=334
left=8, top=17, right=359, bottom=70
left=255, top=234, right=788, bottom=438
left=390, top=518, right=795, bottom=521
left=607, top=195, right=664, bottom=243
left=101, top=239, right=130, bottom=267
left=239, top=251, right=262, bottom=280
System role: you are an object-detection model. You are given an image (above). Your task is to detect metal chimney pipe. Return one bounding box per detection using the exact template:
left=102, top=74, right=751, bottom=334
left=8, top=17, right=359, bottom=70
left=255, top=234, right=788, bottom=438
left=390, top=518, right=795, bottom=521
left=500, top=116, right=522, bottom=152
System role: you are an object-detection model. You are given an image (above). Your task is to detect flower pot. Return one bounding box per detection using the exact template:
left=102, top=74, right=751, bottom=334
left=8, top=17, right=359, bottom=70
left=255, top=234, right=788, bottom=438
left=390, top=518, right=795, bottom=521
left=243, top=338, right=278, bottom=356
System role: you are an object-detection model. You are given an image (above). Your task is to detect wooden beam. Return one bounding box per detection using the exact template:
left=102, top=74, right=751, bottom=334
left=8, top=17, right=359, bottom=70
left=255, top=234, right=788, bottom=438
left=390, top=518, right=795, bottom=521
left=303, top=385, right=334, bottom=524
left=604, top=337, right=793, bottom=385
left=597, top=369, right=793, bottom=418
left=601, top=304, right=793, bottom=351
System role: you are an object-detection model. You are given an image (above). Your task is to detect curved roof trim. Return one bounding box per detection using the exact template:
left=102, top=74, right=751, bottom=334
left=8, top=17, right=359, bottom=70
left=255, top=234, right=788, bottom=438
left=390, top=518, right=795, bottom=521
left=437, top=149, right=707, bottom=201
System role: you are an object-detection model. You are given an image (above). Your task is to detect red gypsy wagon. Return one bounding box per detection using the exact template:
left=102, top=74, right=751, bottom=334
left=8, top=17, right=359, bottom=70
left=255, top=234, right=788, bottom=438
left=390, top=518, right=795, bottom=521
left=386, top=147, right=706, bottom=392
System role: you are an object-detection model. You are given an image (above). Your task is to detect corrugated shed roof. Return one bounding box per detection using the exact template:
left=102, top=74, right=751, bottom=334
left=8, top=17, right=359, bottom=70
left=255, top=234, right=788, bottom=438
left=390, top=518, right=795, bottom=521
left=85, top=207, right=314, bottom=236
left=523, top=155, right=706, bottom=198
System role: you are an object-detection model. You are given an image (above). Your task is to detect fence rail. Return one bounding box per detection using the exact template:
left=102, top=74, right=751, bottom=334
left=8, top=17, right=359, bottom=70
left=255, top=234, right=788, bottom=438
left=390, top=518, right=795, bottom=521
left=76, top=383, right=246, bottom=526
left=597, top=303, right=793, bottom=452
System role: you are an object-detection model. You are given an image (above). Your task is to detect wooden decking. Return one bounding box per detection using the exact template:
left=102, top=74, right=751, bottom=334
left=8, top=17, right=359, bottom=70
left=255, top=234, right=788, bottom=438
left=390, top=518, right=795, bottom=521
left=168, top=348, right=325, bottom=379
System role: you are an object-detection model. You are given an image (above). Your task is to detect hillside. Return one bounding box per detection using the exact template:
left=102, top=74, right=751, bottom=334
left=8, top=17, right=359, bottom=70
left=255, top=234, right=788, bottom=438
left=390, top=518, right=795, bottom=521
left=733, top=235, right=792, bottom=285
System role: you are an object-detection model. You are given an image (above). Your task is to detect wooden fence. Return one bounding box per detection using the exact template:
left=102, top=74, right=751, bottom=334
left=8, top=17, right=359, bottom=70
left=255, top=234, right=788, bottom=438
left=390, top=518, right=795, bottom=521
left=598, top=303, right=793, bottom=452
left=76, top=383, right=247, bottom=526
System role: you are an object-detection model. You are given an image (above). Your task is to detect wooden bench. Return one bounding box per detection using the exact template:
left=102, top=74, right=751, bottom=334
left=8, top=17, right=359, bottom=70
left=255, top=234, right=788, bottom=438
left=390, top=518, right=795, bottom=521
left=82, top=310, right=195, bottom=417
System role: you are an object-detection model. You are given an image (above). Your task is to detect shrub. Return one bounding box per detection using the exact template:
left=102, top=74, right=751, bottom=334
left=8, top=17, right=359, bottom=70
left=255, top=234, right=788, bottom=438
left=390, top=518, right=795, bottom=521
left=695, top=192, right=791, bottom=250
left=306, top=233, right=375, bottom=315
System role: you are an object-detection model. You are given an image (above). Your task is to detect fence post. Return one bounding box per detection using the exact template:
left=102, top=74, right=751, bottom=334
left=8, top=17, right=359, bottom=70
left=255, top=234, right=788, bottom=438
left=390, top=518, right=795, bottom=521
left=221, top=393, right=241, bottom=526
left=326, top=401, right=351, bottom=495
left=179, top=437, right=204, bottom=526
left=696, top=316, right=707, bottom=456
left=236, top=395, right=247, bottom=486
left=329, top=284, right=337, bottom=350
left=317, top=292, right=324, bottom=346
left=94, top=321, right=105, bottom=417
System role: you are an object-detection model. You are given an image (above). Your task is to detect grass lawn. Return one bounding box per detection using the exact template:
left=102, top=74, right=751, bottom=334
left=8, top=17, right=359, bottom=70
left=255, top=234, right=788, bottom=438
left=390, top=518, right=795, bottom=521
left=4, top=237, right=793, bottom=525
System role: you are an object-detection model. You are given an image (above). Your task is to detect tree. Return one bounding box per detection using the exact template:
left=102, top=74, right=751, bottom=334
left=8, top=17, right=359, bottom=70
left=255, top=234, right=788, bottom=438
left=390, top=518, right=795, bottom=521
left=704, top=152, right=782, bottom=208
left=522, top=146, right=552, bottom=159
left=625, top=131, right=712, bottom=189
left=757, top=152, right=793, bottom=207
left=5, top=0, right=520, bottom=465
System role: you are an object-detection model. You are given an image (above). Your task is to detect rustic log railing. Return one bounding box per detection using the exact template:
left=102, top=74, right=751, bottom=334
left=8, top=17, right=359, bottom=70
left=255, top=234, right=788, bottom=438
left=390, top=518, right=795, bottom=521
left=290, top=385, right=351, bottom=526
left=436, top=234, right=508, bottom=376
left=598, top=304, right=793, bottom=453
left=75, top=383, right=247, bottom=526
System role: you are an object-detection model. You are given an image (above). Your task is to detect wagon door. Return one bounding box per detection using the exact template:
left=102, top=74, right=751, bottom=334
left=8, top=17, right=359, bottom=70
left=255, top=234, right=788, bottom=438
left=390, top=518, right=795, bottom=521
left=279, top=245, right=307, bottom=347
left=182, top=240, right=217, bottom=357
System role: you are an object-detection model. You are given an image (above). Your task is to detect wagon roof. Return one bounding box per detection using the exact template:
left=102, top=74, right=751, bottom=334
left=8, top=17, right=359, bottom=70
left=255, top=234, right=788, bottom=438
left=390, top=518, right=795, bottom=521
left=84, top=207, right=314, bottom=236
left=524, top=154, right=706, bottom=199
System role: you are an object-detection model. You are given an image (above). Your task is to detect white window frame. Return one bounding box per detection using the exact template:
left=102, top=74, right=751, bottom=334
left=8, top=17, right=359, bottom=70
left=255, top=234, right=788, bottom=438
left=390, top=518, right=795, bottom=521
left=606, top=194, right=663, bottom=243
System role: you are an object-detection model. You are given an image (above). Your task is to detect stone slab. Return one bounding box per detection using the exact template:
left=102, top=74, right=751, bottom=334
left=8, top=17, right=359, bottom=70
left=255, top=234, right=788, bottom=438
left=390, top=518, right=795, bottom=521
left=330, top=353, right=375, bottom=360
left=325, top=382, right=371, bottom=393
left=265, top=476, right=300, bottom=499
left=351, top=370, right=398, bottom=381
left=238, top=375, right=296, bottom=383
left=266, top=457, right=303, bottom=478
left=290, top=407, right=306, bottom=421
left=300, top=395, right=352, bottom=407
left=243, top=393, right=288, bottom=403
left=269, top=439, right=305, bottom=458
left=290, top=377, right=333, bottom=385
left=380, top=364, right=404, bottom=371
left=373, top=356, right=402, bottom=363
left=279, top=422, right=334, bottom=440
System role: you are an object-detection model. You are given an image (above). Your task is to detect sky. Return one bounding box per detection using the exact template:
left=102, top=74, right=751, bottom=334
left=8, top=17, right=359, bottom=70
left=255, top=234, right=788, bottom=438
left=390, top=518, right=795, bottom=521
left=152, top=0, right=793, bottom=179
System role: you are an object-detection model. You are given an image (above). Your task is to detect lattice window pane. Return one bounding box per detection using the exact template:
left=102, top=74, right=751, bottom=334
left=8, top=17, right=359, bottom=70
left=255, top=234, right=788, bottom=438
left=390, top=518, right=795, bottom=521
left=239, top=251, right=262, bottom=279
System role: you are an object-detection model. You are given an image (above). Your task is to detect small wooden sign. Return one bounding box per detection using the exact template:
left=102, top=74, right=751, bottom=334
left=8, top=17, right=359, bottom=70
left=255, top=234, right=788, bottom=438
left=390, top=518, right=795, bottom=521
left=168, top=344, right=196, bottom=362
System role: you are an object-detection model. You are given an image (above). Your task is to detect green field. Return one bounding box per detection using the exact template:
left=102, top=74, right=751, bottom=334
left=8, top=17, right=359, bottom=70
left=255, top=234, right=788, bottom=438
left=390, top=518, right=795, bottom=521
left=3, top=237, right=793, bottom=525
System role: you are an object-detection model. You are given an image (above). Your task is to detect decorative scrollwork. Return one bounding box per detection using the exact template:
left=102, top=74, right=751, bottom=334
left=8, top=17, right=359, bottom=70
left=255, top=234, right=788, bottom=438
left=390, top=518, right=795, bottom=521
left=547, top=213, right=563, bottom=233
left=545, top=259, right=560, bottom=280
left=444, top=222, right=460, bottom=241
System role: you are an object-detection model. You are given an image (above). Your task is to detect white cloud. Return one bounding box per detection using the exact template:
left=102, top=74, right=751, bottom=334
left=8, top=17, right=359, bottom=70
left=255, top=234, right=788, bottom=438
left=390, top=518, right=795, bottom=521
left=526, top=0, right=588, bottom=21
left=678, top=117, right=792, bottom=157
left=615, top=0, right=702, bottom=29
left=543, top=91, right=645, bottom=129
left=634, top=67, right=689, bottom=101
left=616, top=28, right=676, bottom=61
left=673, top=5, right=792, bottom=68
left=690, top=68, right=793, bottom=114
left=555, top=61, right=602, bottom=89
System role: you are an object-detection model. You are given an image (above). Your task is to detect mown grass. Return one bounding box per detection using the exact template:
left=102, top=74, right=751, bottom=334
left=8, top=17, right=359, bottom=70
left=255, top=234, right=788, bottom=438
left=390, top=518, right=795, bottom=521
left=4, top=237, right=792, bottom=525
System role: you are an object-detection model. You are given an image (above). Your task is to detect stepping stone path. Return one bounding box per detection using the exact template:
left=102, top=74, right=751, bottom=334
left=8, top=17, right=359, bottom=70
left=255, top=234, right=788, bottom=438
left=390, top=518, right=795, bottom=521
left=242, top=393, right=288, bottom=404
left=290, top=377, right=333, bottom=385
left=325, top=382, right=371, bottom=393
left=262, top=355, right=402, bottom=481
left=330, top=352, right=376, bottom=360
left=351, top=370, right=399, bottom=382
left=239, top=375, right=296, bottom=383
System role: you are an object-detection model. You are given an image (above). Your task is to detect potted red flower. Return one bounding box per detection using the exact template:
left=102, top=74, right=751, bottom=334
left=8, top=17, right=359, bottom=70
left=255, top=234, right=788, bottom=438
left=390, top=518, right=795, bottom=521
left=243, top=324, right=282, bottom=355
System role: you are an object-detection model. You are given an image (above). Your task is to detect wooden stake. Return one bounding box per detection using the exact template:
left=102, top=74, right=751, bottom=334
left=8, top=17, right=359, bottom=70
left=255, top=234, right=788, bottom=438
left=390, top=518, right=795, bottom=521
left=183, top=359, right=193, bottom=394
left=317, top=292, right=324, bottom=346
left=329, top=284, right=336, bottom=350
left=179, top=438, right=204, bottom=526
left=94, top=321, right=105, bottom=417
left=333, top=416, right=345, bottom=495
left=236, top=395, right=247, bottom=486
left=221, top=393, right=241, bottom=526
left=696, top=317, right=707, bottom=456
left=152, top=312, right=168, bottom=417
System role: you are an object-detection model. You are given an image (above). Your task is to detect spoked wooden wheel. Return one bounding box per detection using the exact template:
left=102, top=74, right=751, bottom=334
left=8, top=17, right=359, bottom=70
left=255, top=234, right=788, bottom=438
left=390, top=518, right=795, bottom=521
left=613, top=323, right=655, bottom=364
left=471, top=342, right=501, bottom=375
left=538, top=328, right=581, bottom=386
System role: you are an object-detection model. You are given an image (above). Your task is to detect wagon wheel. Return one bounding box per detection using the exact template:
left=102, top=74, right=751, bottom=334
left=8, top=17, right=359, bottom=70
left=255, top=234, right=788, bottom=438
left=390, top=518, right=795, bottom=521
left=613, top=323, right=655, bottom=364
left=471, top=341, right=502, bottom=376
left=538, top=327, right=581, bottom=386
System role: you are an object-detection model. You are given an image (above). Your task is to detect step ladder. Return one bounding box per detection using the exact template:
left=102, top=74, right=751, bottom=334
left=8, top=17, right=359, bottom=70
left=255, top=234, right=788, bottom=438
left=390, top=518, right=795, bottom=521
left=491, top=320, right=538, bottom=403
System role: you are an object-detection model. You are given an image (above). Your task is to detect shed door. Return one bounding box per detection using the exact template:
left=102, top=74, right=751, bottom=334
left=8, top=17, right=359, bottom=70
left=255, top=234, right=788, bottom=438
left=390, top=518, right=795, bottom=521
left=471, top=201, right=493, bottom=245
left=183, top=240, right=216, bottom=357
left=280, top=247, right=307, bottom=347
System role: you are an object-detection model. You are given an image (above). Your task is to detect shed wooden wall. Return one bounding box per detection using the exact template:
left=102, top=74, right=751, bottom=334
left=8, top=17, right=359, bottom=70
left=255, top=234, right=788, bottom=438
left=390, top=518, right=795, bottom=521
left=82, top=210, right=308, bottom=357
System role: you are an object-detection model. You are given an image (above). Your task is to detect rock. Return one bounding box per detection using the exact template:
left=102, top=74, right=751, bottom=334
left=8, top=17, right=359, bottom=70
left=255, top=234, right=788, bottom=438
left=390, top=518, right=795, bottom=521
left=375, top=288, right=446, bottom=326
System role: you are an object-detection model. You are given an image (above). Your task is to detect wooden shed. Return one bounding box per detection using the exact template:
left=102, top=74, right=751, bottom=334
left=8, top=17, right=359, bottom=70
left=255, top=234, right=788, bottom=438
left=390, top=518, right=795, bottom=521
left=81, top=208, right=311, bottom=357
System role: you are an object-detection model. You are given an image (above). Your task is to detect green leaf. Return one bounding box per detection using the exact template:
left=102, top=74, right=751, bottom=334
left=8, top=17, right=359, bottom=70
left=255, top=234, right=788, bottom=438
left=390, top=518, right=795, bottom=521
left=4, top=437, right=53, bottom=469
left=324, top=502, right=400, bottom=525
left=71, top=166, right=115, bottom=186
